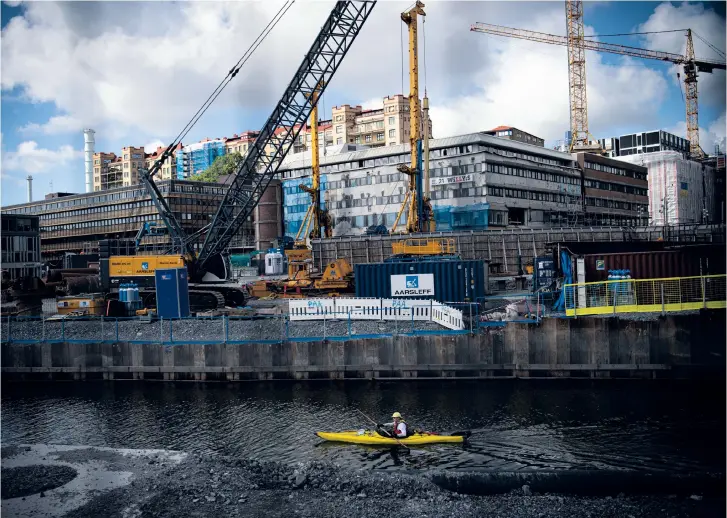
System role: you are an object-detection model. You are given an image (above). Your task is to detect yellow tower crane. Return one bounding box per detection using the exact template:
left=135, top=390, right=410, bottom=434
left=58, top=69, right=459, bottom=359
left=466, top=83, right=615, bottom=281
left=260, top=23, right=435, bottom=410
left=392, top=0, right=434, bottom=234
left=471, top=7, right=725, bottom=158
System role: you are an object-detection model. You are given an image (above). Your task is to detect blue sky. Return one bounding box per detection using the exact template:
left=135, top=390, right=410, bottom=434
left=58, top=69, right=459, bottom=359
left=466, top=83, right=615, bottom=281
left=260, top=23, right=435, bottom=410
left=1, top=1, right=725, bottom=207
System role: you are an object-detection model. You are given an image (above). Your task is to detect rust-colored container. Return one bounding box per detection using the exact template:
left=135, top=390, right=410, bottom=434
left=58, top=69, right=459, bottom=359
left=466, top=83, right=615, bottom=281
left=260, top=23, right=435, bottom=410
left=582, top=245, right=725, bottom=282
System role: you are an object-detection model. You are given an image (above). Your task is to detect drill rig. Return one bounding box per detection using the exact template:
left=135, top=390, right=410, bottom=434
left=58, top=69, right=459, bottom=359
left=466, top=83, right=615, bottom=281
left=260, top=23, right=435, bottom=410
left=100, top=1, right=376, bottom=309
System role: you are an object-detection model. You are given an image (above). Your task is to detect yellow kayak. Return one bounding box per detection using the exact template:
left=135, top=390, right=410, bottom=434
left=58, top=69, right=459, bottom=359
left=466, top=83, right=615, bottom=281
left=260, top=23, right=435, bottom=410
left=316, top=430, right=467, bottom=446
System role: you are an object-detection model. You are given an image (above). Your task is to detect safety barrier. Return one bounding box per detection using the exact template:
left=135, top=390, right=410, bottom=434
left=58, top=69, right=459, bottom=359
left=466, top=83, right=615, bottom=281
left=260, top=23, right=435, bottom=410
left=564, top=274, right=726, bottom=317
left=288, top=298, right=465, bottom=330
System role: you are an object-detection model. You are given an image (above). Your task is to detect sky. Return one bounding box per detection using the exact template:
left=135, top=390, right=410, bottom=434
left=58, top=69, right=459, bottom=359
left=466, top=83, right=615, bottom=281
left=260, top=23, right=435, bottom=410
left=1, top=0, right=726, bottom=207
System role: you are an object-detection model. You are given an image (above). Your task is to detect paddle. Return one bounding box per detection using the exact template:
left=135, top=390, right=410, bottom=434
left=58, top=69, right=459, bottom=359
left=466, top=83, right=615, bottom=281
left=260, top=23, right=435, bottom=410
left=355, top=408, right=410, bottom=452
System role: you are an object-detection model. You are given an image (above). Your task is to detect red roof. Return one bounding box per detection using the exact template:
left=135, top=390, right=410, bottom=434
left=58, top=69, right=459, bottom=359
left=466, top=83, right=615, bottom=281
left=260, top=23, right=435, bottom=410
left=488, top=125, right=512, bottom=132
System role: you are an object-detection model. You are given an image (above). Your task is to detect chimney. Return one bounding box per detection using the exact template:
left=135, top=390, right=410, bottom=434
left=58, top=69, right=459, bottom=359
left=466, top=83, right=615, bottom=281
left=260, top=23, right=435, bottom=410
left=27, top=175, right=33, bottom=203
left=83, top=129, right=95, bottom=193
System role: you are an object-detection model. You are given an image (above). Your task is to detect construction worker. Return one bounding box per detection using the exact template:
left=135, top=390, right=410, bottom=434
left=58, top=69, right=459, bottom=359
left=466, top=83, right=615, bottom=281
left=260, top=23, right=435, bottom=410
left=378, top=412, right=408, bottom=438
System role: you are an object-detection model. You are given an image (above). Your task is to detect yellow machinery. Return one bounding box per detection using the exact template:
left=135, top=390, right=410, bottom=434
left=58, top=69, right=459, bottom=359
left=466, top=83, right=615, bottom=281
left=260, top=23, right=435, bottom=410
left=392, top=1, right=434, bottom=234
left=56, top=294, right=105, bottom=316
left=108, top=255, right=185, bottom=277
left=391, top=238, right=456, bottom=257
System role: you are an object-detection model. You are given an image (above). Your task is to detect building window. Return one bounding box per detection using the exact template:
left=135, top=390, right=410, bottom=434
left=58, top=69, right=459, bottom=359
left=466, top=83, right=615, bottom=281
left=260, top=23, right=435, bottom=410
left=389, top=129, right=396, bottom=138
left=376, top=132, right=384, bottom=141
left=336, top=125, right=342, bottom=134
left=335, top=115, right=343, bottom=122
left=376, top=121, right=384, bottom=129
left=355, top=136, right=360, bottom=144
left=388, top=117, right=395, bottom=125
left=336, top=137, right=343, bottom=145
left=365, top=135, right=372, bottom=143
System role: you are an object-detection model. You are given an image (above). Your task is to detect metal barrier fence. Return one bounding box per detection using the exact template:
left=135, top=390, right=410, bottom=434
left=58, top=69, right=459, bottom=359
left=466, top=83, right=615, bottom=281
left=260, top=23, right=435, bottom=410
left=1, top=305, right=472, bottom=345
left=564, top=275, right=727, bottom=317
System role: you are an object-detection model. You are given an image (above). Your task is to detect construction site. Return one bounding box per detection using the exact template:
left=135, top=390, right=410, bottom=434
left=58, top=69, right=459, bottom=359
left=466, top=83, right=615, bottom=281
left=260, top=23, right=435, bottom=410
left=1, top=0, right=726, bottom=380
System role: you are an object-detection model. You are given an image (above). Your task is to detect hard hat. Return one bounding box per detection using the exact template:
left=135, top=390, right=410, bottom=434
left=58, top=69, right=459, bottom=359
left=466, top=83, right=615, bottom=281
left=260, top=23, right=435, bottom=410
left=391, top=412, right=402, bottom=419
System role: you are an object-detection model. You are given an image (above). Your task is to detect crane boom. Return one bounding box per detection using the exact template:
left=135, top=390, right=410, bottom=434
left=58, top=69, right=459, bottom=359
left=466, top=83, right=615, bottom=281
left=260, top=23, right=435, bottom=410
left=470, top=22, right=726, bottom=70
left=471, top=21, right=725, bottom=157
left=198, top=1, right=376, bottom=272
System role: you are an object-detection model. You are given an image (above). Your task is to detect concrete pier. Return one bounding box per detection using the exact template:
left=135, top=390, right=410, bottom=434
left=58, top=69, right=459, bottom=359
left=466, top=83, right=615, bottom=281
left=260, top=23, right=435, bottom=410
left=2, top=312, right=724, bottom=381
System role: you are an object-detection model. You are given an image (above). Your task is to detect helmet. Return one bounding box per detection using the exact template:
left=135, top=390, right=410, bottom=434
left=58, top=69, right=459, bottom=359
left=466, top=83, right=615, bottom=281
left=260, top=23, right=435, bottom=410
left=391, top=412, right=402, bottom=419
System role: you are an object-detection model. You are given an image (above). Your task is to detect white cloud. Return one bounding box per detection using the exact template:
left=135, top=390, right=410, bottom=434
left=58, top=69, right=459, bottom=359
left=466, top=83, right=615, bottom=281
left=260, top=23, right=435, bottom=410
left=666, top=111, right=727, bottom=155
left=144, top=140, right=166, bottom=153
left=19, top=115, right=84, bottom=135
left=3, top=1, right=22, bottom=7
left=637, top=2, right=726, bottom=112
left=2, top=141, right=82, bottom=175
left=1, top=0, right=724, bottom=152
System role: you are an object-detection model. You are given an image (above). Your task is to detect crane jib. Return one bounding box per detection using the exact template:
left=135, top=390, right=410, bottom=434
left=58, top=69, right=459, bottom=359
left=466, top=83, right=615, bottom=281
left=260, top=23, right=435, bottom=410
left=197, top=1, right=377, bottom=272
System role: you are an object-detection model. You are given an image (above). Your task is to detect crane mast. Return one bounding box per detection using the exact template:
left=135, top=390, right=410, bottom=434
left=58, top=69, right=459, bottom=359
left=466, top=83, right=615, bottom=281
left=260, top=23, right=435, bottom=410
left=471, top=17, right=725, bottom=159
left=393, top=1, right=430, bottom=234
left=565, top=0, right=600, bottom=153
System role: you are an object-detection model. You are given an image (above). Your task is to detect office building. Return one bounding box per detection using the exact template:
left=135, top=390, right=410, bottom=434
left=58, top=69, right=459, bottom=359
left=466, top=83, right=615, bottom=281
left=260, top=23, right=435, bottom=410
left=278, top=132, right=586, bottom=237
left=598, top=130, right=690, bottom=158
left=0, top=180, right=275, bottom=261
left=484, top=126, right=545, bottom=147
left=225, top=131, right=260, bottom=156
left=573, top=153, right=649, bottom=226
left=0, top=214, right=42, bottom=281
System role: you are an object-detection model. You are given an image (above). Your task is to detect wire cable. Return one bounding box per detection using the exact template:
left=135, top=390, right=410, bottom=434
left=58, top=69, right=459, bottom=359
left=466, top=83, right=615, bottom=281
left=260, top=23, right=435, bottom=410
left=167, top=0, right=297, bottom=247
left=152, top=0, right=296, bottom=180
left=583, top=29, right=687, bottom=38
left=692, top=30, right=726, bottom=59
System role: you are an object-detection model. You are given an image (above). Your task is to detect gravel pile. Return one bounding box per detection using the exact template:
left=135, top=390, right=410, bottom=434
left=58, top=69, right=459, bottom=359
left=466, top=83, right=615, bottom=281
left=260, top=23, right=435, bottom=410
left=3, top=318, right=448, bottom=343
left=3, top=450, right=717, bottom=518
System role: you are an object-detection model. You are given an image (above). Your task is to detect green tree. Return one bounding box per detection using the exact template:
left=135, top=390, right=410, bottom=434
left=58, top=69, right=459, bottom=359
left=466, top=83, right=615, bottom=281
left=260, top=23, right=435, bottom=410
left=190, top=152, right=244, bottom=182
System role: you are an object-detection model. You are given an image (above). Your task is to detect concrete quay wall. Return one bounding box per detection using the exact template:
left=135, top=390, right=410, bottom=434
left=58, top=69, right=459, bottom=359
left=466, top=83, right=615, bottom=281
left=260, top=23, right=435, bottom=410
left=2, top=312, right=724, bottom=381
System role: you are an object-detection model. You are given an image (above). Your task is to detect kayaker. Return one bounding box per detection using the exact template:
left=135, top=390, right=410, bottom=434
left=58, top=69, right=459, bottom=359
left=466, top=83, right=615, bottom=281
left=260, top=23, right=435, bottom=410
left=378, top=412, right=407, bottom=438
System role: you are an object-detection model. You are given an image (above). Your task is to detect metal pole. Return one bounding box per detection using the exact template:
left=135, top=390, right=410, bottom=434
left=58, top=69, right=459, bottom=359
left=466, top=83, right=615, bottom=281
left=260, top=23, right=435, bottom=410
left=660, top=283, right=665, bottom=315
left=701, top=276, right=706, bottom=309
left=348, top=310, right=352, bottom=337
left=323, top=312, right=327, bottom=340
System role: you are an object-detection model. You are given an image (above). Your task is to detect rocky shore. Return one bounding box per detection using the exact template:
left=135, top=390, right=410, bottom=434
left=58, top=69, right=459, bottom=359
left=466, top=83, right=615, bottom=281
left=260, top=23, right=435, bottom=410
left=1, top=444, right=722, bottom=518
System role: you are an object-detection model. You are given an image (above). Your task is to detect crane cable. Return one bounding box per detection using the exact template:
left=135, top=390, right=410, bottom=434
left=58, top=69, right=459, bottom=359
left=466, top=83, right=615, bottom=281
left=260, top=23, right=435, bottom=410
left=692, top=31, right=726, bottom=59
left=168, top=0, right=297, bottom=250
left=155, top=0, right=296, bottom=174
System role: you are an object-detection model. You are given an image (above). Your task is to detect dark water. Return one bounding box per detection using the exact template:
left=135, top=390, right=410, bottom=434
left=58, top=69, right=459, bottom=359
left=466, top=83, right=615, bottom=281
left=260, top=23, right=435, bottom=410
left=2, top=381, right=724, bottom=473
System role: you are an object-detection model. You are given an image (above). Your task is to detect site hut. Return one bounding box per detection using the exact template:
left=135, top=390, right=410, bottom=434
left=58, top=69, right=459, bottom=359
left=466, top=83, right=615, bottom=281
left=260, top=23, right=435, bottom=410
left=277, top=131, right=591, bottom=237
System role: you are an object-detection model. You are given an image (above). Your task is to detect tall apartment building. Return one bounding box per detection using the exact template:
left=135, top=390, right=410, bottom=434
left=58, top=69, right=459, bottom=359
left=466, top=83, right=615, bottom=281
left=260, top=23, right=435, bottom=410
left=225, top=131, right=260, bottom=156
left=573, top=153, right=649, bottom=226
left=176, top=138, right=226, bottom=179
left=330, top=95, right=433, bottom=149
left=144, top=144, right=182, bottom=180
left=92, top=146, right=145, bottom=191
left=484, top=126, right=545, bottom=147
left=278, top=132, right=588, bottom=236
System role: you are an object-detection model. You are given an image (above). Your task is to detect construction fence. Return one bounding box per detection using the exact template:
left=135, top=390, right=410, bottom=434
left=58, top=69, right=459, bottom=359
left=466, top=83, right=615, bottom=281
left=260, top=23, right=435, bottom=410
left=564, top=275, right=726, bottom=317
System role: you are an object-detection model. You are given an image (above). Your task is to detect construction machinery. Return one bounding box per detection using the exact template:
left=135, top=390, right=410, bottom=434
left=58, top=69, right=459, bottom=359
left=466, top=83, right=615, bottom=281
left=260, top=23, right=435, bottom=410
left=471, top=1, right=726, bottom=157
left=98, top=1, right=375, bottom=310
left=392, top=1, right=435, bottom=234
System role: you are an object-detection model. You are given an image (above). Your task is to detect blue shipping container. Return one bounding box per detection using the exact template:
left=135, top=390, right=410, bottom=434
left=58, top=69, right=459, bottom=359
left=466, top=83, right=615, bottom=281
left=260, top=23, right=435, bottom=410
left=354, top=260, right=486, bottom=303
left=155, top=268, right=191, bottom=318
